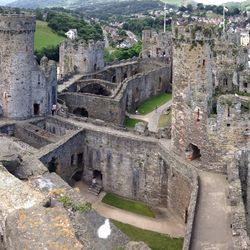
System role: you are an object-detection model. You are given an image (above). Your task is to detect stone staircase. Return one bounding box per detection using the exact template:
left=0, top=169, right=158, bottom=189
left=88, top=184, right=103, bottom=196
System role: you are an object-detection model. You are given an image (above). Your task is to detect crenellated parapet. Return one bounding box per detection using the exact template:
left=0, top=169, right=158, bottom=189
left=0, top=14, right=36, bottom=33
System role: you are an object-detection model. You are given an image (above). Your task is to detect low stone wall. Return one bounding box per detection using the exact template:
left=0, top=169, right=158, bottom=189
left=31, top=116, right=79, bottom=136
left=227, top=152, right=250, bottom=249
left=14, top=123, right=59, bottom=149
left=59, top=92, right=124, bottom=124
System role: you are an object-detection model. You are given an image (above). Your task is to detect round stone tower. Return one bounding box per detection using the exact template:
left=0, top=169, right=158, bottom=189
left=0, top=14, right=36, bottom=119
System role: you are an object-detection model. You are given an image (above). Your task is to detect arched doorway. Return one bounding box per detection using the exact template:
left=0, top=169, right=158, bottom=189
left=72, top=170, right=83, bottom=182
left=73, top=107, right=89, bottom=117
left=93, top=170, right=103, bottom=186
left=185, top=143, right=201, bottom=161
left=79, top=83, right=111, bottom=96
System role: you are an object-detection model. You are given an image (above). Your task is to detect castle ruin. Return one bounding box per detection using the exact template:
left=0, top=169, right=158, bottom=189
left=59, top=40, right=105, bottom=79
left=0, top=14, right=57, bottom=119
left=0, top=14, right=249, bottom=250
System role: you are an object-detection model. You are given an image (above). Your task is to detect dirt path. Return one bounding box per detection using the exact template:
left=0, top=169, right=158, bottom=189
left=127, top=100, right=172, bottom=132
left=191, top=171, right=233, bottom=250
left=74, top=181, right=185, bottom=237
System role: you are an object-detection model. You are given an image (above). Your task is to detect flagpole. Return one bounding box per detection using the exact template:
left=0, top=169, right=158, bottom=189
left=164, top=3, right=166, bottom=33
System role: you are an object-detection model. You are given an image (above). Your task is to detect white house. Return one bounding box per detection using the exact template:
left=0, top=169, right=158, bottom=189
left=240, top=32, right=250, bottom=47
left=65, top=29, right=78, bottom=40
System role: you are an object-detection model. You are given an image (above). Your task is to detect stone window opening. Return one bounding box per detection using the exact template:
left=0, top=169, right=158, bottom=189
left=184, top=209, right=188, bottom=224
left=243, top=82, right=248, bottom=88
left=227, top=107, right=230, bottom=117
left=202, top=59, right=205, bottom=66
left=94, top=63, right=97, bottom=71
left=123, top=73, right=127, bottom=80
left=71, top=154, right=75, bottom=166
left=112, top=75, right=116, bottom=83
left=38, top=74, right=40, bottom=85
left=223, top=78, right=228, bottom=86
left=185, top=143, right=201, bottom=161
left=197, top=109, right=200, bottom=121
left=48, top=157, right=58, bottom=173
left=227, top=123, right=231, bottom=127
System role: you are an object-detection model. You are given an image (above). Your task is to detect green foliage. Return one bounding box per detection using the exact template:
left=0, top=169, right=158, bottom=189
left=104, top=42, right=142, bottom=63
left=80, top=0, right=163, bottom=21
left=35, top=45, right=60, bottom=62
left=124, top=117, right=145, bottom=128
left=102, top=193, right=155, bottom=218
left=35, top=21, right=64, bottom=50
left=58, top=196, right=92, bottom=213
left=137, top=93, right=172, bottom=115
left=123, top=16, right=171, bottom=37
left=46, top=11, right=103, bottom=41
left=112, top=220, right=183, bottom=250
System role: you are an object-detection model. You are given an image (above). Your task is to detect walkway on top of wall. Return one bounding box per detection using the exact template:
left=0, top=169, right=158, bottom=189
left=158, top=140, right=233, bottom=250
left=58, top=74, right=83, bottom=93
left=73, top=181, right=185, bottom=238
left=191, top=171, right=233, bottom=250
left=126, top=100, right=172, bottom=132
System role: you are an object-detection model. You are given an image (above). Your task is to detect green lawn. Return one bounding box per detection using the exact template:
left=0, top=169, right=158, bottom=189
left=137, top=93, right=172, bottom=115
left=124, top=116, right=145, bottom=128
left=112, top=220, right=183, bottom=250
left=160, top=0, right=182, bottom=6
left=158, top=111, right=172, bottom=128
left=102, top=193, right=155, bottom=218
left=35, top=21, right=65, bottom=50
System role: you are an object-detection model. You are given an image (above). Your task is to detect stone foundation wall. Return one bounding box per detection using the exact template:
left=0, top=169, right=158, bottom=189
left=14, top=123, right=59, bottom=149
left=227, top=151, right=250, bottom=249
left=60, top=64, right=171, bottom=124
left=59, top=93, right=124, bottom=124
left=38, top=127, right=197, bottom=225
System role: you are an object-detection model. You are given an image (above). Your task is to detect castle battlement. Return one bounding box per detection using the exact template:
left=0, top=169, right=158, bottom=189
left=173, top=23, right=217, bottom=44
left=0, top=14, right=36, bottom=32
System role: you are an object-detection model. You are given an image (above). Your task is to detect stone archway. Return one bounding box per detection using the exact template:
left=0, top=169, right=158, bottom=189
left=79, top=83, right=111, bottom=96
left=73, top=107, right=89, bottom=117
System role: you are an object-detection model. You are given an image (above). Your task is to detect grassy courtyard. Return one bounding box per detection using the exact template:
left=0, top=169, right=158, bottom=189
left=137, top=93, right=172, bottom=115
left=112, top=220, right=183, bottom=250
left=124, top=116, right=145, bottom=128
left=102, top=193, right=155, bottom=218
left=34, top=21, right=65, bottom=50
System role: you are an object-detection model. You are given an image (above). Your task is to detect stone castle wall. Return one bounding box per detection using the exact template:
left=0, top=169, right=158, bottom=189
left=38, top=127, right=197, bottom=223
left=0, top=14, right=57, bottom=119
left=172, top=24, right=250, bottom=172
left=142, top=30, right=172, bottom=61
left=59, top=40, right=105, bottom=78
left=59, top=64, right=171, bottom=124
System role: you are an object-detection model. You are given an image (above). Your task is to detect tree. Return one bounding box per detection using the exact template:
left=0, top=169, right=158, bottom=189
left=197, top=3, right=204, bottom=11
left=187, top=4, right=193, bottom=12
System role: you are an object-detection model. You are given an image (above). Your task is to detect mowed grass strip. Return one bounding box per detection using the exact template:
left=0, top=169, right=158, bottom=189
left=158, top=111, right=172, bottom=128
left=112, top=220, right=183, bottom=250
left=124, top=116, right=145, bottom=128
left=138, top=93, right=172, bottom=115
left=35, top=21, right=65, bottom=50
left=102, top=193, right=155, bottom=218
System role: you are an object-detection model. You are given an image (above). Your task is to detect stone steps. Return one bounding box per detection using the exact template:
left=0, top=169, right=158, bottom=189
left=88, top=184, right=102, bottom=196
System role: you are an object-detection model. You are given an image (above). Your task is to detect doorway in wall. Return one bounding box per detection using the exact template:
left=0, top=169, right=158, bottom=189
left=185, top=143, right=201, bottom=161
left=33, top=103, right=40, bottom=115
